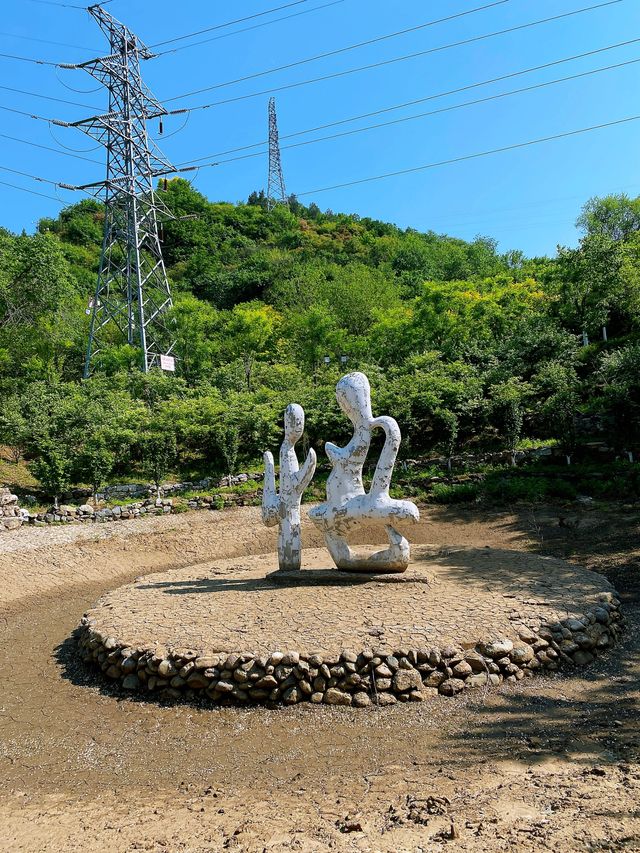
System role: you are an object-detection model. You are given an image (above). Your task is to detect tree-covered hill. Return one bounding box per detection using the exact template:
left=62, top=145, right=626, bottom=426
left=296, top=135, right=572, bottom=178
left=1, top=181, right=639, bottom=502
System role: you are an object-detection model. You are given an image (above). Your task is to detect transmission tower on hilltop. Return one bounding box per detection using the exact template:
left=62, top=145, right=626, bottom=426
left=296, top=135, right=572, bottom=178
left=267, top=97, right=288, bottom=210
left=58, top=5, right=177, bottom=377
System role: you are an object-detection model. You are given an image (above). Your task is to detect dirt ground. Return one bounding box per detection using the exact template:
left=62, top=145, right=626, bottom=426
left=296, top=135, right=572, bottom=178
left=0, top=504, right=639, bottom=852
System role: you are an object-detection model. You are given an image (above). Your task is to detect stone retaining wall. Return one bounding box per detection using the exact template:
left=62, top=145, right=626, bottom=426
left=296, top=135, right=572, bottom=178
left=77, top=591, right=622, bottom=708
left=0, top=487, right=25, bottom=531
left=91, top=472, right=263, bottom=502
left=25, top=498, right=174, bottom=526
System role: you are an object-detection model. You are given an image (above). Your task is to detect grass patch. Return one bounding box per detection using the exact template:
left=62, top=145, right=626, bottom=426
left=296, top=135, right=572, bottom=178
left=429, top=483, right=479, bottom=504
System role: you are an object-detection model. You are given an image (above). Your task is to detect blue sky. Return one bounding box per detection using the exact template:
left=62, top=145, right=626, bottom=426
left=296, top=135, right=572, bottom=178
left=1, top=0, right=639, bottom=256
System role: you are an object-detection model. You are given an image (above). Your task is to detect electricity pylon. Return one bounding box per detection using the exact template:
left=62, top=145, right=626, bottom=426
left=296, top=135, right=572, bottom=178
left=58, top=5, right=177, bottom=377
left=267, top=97, right=288, bottom=211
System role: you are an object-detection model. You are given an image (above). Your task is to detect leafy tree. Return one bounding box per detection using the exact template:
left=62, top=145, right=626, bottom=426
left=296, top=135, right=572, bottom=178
left=75, top=436, right=116, bottom=504
left=597, top=344, right=640, bottom=458
left=224, top=302, right=280, bottom=390
left=31, top=439, right=72, bottom=507
left=553, top=235, right=623, bottom=339
left=0, top=396, right=29, bottom=462
left=141, top=431, right=177, bottom=491
left=534, top=362, right=580, bottom=464
left=577, top=194, right=640, bottom=242
left=285, top=304, right=340, bottom=377
left=490, top=379, right=528, bottom=465
left=215, top=421, right=240, bottom=477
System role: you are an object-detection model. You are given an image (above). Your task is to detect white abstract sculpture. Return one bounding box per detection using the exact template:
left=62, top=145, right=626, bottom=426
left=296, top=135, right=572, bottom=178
left=309, top=372, right=419, bottom=573
left=262, top=403, right=317, bottom=571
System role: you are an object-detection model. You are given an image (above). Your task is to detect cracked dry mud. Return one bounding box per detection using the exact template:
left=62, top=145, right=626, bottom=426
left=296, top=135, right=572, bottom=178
left=0, top=504, right=639, bottom=852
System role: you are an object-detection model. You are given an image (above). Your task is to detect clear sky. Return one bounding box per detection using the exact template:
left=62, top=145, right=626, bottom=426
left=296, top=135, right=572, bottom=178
left=1, top=0, right=639, bottom=256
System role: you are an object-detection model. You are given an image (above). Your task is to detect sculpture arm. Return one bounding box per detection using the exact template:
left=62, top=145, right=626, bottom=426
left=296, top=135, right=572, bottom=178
left=294, top=447, right=317, bottom=494
left=369, top=416, right=401, bottom=497
left=261, top=450, right=280, bottom=526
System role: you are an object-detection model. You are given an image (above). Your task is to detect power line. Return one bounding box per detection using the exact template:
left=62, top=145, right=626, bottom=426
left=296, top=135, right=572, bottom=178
left=150, top=0, right=317, bottom=49
left=0, top=162, right=67, bottom=187
left=0, top=50, right=59, bottom=66
left=160, top=0, right=625, bottom=114
left=178, top=37, right=640, bottom=166
left=295, top=114, right=640, bottom=197
left=0, top=31, right=98, bottom=52
left=0, top=83, right=99, bottom=110
left=269, top=58, right=640, bottom=161
left=0, top=178, right=63, bottom=203
left=0, top=132, right=102, bottom=164
left=164, top=0, right=511, bottom=102
left=0, top=103, right=52, bottom=122
left=48, top=123, right=102, bottom=153
left=23, top=0, right=86, bottom=8
left=154, top=0, right=345, bottom=57
left=170, top=55, right=640, bottom=174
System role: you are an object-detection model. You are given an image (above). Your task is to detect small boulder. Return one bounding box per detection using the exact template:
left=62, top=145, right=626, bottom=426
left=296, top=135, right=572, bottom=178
left=452, top=661, right=473, bottom=678
left=392, top=668, right=422, bottom=693
left=478, top=638, right=514, bottom=658
left=324, top=688, right=352, bottom=706
left=438, top=678, right=465, bottom=696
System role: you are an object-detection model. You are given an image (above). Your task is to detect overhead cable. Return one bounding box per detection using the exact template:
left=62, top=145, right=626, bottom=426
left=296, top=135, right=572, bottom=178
left=0, top=31, right=98, bottom=52
left=0, top=178, right=64, bottom=203
left=295, top=114, right=640, bottom=196
left=155, top=61, right=640, bottom=178
left=0, top=83, right=98, bottom=110
left=0, top=50, right=58, bottom=66
left=0, top=132, right=102, bottom=164
left=163, top=0, right=622, bottom=105
left=149, top=0, right=318, bottom=49
left=178, top=37, right=640, bottom=166
left=23, top=0, right=86, bottom=8
left=155, top=0, right=345, bottom=57
left=164, top=0, right=512, bottom=101
left=0, top=162, right=66, bottom=187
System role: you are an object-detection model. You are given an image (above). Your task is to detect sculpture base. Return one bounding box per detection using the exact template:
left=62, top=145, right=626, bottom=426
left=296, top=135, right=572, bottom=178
left=77, top=546, right=622, bottom=708
left=266, top=568, right=431, bottom=584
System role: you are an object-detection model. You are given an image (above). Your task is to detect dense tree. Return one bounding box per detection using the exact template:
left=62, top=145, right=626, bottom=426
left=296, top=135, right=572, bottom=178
left=0, top=188, right=639, bottom=496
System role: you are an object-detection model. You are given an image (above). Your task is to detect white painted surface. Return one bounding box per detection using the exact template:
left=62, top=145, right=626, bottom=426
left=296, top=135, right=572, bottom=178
left=262, top=403, right=317, bottom=571
left=309, top=372, right=419, bottom=573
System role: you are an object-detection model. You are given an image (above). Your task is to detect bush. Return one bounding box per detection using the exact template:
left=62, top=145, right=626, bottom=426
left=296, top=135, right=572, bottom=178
left=484, top=475, right=547, bottom=503
left=429, top=483, right=478, bottom=504
left=546, top=478, right=577, bottom=500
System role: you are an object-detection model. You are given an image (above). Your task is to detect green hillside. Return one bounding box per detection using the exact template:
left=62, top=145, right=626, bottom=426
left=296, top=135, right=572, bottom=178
left=1, top=180, right=639, bottom=502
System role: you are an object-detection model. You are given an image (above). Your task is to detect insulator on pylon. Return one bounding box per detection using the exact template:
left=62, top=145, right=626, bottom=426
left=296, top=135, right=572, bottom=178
left=159, top=118, right=163, bottom=135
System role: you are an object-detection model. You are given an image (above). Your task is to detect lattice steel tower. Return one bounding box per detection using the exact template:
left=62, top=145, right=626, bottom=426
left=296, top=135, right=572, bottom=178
left=59, top=5, right=176, bottom=377
left=267, top=97, right=288, bottom=210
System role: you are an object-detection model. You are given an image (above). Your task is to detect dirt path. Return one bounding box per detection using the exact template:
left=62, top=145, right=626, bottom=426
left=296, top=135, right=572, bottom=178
left=0, top=505, right=638, bottom=852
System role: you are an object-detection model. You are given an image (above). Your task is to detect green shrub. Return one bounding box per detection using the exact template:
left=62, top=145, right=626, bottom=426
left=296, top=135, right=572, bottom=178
left=546, top=478, right=577, bottom=500
left=429, top=483, right=479, bottom=504
left=484, top=475, right=547, bottom=503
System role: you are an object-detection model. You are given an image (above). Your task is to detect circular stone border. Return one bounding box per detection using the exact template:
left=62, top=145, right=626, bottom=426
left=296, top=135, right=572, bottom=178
left=76, top=558, right=624, bottom=709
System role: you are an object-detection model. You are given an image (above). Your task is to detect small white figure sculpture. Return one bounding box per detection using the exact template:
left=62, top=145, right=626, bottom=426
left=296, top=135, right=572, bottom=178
left=309, top=372, right=419, bottom=573
left=262, top=403, right=317, bottom=571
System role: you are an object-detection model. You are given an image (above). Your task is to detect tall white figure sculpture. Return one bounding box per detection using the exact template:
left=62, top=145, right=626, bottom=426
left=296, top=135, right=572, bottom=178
left=262, top=404, right=317, bottom=571
left=309, top=372, right=419, bottom=573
